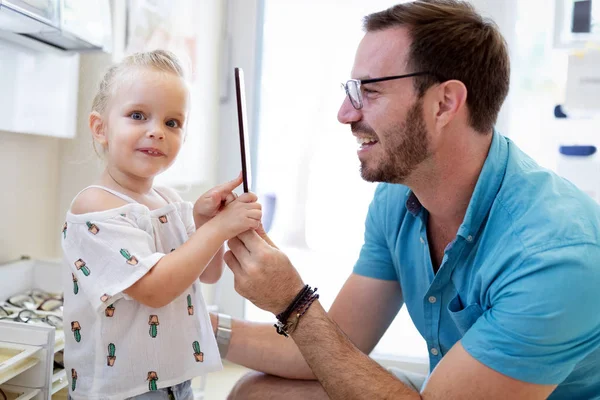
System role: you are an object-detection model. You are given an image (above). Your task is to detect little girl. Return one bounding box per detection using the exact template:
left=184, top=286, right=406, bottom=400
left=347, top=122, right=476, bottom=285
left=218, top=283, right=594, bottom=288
left=61, top=50, right=261, bottom=399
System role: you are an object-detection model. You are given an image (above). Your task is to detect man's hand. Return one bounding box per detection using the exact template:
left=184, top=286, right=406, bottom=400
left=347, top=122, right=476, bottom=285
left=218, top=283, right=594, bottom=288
left=193, top=173, right=243, bottom=226
left=225, top=230, right=304, bottom=315
left=254, top=222, right=278, bottom=249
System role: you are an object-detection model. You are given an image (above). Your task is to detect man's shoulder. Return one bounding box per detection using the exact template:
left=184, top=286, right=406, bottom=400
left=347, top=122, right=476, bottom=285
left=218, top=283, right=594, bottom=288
left=494, top=143, right=600, bottom=250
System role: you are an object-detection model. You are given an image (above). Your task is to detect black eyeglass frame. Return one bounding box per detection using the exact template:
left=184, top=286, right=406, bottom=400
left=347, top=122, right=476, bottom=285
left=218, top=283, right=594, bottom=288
left=342, top=71, right=444, bottom=110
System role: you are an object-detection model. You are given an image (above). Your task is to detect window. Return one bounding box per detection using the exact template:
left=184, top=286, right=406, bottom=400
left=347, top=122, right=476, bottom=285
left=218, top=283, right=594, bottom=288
left=246, top=0, right=575, bottom=361
left=247, top=0, right=427, bottom=360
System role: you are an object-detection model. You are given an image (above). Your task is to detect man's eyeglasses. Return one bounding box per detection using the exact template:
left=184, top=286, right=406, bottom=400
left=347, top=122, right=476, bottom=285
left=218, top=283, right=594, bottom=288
left=341, top=71, right=440, bottom=110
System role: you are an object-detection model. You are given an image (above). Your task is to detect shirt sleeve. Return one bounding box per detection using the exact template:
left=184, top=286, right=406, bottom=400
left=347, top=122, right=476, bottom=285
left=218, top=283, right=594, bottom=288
left=63, top=215, right=165, bottom=314
left=155, top=186, right=196, bottom=238
left=460, top=243, right=600, bottom=385
left=353, top=184, right=398, bottom=281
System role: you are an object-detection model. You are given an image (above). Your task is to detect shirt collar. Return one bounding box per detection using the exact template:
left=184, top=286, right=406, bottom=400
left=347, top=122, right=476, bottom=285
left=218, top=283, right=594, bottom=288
left=405, top=130, right=509, bottom=240
left=405, top=190, right=422, bottom=216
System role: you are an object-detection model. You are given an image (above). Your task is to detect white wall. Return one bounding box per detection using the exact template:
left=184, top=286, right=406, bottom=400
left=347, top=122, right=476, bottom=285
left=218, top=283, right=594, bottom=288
left=0, top=130, right=61, bottom=262
left=0, top=52, right=109, bottom=264
left=55, top=53, right=112, bottom=253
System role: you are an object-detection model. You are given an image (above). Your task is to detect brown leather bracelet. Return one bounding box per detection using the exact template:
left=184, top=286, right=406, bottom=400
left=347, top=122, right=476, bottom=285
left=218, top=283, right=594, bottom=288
left=274, top=289, right=319, bottom=337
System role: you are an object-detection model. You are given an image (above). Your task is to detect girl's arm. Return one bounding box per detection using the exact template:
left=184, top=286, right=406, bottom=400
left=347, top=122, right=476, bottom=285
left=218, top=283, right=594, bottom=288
left=199, top=246, right=224, bottom=284
left=194, top=204, right=226, bottom=284
left=125, top=194, right=261, bottom=308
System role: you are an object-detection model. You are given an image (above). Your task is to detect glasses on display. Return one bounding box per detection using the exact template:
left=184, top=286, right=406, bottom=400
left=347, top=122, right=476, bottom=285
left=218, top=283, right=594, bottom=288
left=0, top=305, right=10, bottom=317
left=6, top=289, right=63, bottom=312
left=0, top=309, right=63, bottom=328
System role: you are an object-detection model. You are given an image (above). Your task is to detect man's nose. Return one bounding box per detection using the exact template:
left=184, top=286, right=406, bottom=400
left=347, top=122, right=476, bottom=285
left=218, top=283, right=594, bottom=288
left=337, top=96, right=362, bottom=125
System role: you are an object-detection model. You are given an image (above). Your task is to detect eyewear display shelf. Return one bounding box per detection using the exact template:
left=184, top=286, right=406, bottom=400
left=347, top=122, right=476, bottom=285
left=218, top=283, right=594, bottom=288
left=0, top=259, right=67, bottom=400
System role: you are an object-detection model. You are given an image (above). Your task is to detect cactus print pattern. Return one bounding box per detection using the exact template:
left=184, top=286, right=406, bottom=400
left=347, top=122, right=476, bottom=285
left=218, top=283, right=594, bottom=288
left=72, top=273, right=78, bottom=294
left=187, top=294, right=194, bottom=315
left=147, top=371, right=158, bottom=391
left=149, top=315, right=159, bottom=338
left=71, top=368, right=77, bottom=391
left=107, top=343, right=116, bottom=366
left=120, top=249, right=138, bottom=265
left=86, top=221, right=99, bottom=235
left=74, top=259, right=90, bottom=276
left=105, top=304, right=115, bottom=317
left=71, top=321, right=82, bottom=342
left=193, top=340, right=204, bottom=362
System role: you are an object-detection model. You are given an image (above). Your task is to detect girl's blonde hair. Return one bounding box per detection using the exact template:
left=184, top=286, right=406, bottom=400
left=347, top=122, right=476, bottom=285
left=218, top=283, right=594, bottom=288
left=91, top=49, right=187, bottom=114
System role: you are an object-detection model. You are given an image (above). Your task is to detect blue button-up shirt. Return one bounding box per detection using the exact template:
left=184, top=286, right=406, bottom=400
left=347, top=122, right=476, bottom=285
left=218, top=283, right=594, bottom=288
left=354, top=132, right=600, bottom=399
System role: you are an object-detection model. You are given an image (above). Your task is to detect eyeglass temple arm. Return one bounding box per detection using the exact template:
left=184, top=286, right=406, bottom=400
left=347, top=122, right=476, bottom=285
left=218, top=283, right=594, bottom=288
left=360, top=71, right=443, bottom=85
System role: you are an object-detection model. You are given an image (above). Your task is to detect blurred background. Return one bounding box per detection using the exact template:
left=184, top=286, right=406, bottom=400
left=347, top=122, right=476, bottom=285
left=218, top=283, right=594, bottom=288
left=0, top=0, right=599, bottom=398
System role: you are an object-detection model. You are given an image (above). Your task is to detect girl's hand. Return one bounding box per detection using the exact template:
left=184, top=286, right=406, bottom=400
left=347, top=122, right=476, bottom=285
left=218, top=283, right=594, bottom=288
left=210, top=193, right=262, bottom=241
left=193, top=173, right=243, bottom=225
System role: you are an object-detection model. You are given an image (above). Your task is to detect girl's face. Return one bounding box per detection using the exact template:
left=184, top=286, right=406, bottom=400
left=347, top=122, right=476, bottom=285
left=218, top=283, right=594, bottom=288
left=92, top=67, right=190, bottom=180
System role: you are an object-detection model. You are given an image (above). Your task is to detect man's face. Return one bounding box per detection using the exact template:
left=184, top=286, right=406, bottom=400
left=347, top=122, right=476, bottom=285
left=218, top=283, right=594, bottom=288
left=338, top=27, right=431, bottom=184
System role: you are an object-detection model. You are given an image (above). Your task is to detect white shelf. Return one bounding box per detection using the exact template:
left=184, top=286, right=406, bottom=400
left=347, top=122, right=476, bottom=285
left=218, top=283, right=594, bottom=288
left=0, top=384, right=41, bottom=400
left=0, top=259, right=65, bottom=399
left=0, top=343, right=41, bottom=386
left=51, top=368, right=67, bottom=395
left=53, top=331, right=64, bottom=354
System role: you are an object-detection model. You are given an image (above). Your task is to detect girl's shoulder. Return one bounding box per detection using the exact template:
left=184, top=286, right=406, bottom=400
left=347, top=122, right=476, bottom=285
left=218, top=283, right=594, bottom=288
left=66, top=185, right=191, bottom=225
left=70, top=187, right=129, bottom=215
left=66, top=186, right=148, bottom=223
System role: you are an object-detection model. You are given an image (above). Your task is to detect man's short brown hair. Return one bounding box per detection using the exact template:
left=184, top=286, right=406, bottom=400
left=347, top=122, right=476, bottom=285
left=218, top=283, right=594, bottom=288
left=364, top=0, right=510, bottom=133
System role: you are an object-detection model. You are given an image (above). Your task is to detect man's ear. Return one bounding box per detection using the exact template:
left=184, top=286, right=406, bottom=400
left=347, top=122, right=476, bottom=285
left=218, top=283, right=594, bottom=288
left=89, top=111, right=108, bottom=147
left=435, top=80, right=468, bottom=129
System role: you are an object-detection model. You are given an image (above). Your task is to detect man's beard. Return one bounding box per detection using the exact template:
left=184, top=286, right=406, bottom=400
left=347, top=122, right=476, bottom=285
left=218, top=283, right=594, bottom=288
left=356, top=99, right=429, bottom=184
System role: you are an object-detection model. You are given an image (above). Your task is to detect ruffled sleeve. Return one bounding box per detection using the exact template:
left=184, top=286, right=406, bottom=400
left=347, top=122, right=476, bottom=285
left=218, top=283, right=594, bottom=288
left=62, top=212, right=164, bottom=314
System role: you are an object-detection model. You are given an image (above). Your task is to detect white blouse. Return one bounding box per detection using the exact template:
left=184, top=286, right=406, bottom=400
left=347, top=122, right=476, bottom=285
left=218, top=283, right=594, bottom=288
left=61, top=186, right=222, bottom=400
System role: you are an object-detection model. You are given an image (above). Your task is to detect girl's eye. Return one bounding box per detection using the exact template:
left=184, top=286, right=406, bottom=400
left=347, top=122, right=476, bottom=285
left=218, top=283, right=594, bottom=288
left=166, top=120, right=180, bottom=128
left=130, top=112, right=145, bottom=120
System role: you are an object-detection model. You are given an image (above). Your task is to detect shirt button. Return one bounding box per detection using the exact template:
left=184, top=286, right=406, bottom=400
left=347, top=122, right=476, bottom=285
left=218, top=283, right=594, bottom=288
left=430, top=348, right=439, bottom=356
left=420, top=237, right=425, bottom=244
left=466, top=235, right=473, bottom=242
left=428, top=296, right=437, bottom=304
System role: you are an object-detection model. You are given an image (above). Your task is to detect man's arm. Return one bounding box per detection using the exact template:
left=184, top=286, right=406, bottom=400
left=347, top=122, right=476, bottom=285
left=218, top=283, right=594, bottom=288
left=215, top=273, right=403, bottom=380
left=225, top=230, right=559, bottom=400
left=290, top=300, right=556, bottom=400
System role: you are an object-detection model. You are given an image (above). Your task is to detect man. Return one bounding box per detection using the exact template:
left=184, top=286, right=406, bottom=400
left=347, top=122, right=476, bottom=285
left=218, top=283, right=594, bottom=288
left=215, top=1, right=600, bottom=398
